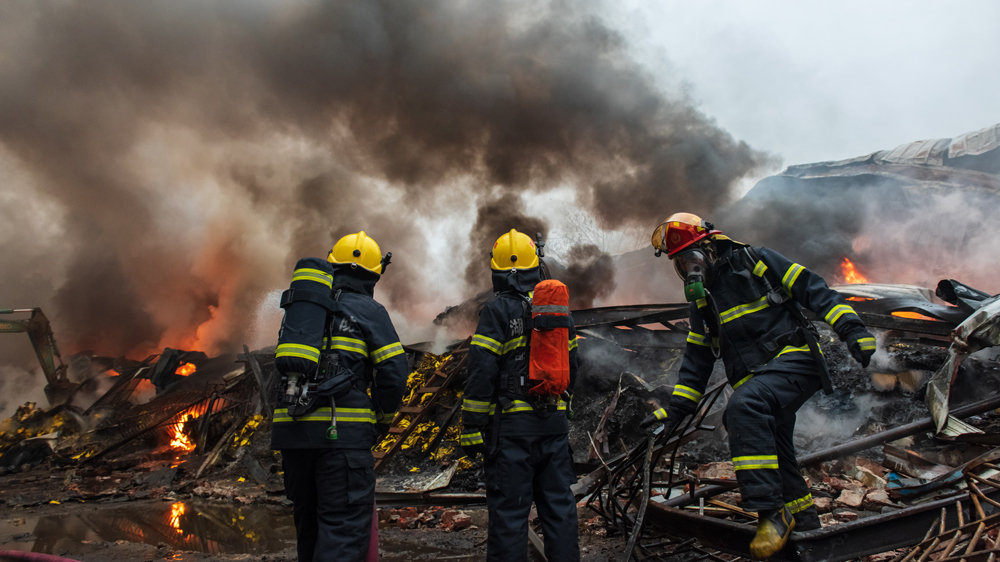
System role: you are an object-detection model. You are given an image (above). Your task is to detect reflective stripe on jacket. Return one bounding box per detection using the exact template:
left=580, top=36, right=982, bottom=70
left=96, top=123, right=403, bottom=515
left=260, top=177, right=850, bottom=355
left=669, top=244, right=865, bottom=415
left=461, top=269, right=580, bottom=436
left=271, top=281, right=408, bottom=450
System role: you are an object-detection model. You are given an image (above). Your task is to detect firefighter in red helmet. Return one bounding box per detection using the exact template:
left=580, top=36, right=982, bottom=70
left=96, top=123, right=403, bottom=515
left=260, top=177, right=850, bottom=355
left=647, top=213, right=876, bottom=559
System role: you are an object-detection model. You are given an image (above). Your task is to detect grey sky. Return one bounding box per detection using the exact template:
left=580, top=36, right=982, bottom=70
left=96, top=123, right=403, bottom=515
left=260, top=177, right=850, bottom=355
left=607, top=1, right=1000, bottom=168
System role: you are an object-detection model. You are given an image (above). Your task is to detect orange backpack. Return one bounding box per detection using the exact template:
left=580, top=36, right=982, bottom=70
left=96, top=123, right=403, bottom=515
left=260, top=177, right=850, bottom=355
left=528, top=279, right=571, bottom=396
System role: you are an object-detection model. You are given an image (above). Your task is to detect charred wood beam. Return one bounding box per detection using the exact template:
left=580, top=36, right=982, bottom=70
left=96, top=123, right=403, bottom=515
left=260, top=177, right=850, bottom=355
left=646, top=484, right=1000, bottom=562
left=195, top=411, right=250, bottom=478
left=798, top=395, right=1000, bottom=467
left=572, top=305, right=689, bottom=329
left=83, top=354, right=158, bottom=415
left=242, top=345, right=269, bottom=413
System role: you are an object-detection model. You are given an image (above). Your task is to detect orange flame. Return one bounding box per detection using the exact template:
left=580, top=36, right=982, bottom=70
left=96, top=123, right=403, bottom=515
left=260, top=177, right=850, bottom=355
left=175, top=362, right=196, bottom=376
left=169, top=502, right=185, bottom=533
left=841, top=258, right=869, bottom=284
left=892, top=311, right=938, bottom=321
left=170, top=411, right=198, bottom=452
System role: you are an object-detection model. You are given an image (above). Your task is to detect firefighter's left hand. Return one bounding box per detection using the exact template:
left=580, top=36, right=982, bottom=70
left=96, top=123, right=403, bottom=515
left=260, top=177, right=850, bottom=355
left=846, top=328, right=877, bottom=368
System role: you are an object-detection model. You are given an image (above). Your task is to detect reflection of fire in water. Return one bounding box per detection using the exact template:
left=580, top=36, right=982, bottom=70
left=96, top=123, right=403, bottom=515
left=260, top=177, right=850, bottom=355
left=175, top=362, right=197, bottom=376
left=169, top=502, right=185, bottom=534
left=170, top=411, right=199, bottom=452
left=841, top=258, right=869, bottom=284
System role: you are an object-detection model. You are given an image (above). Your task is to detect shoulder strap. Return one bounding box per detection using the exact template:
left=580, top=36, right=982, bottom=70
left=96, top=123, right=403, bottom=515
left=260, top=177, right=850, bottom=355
left=745, top=246, right=834, bottom=395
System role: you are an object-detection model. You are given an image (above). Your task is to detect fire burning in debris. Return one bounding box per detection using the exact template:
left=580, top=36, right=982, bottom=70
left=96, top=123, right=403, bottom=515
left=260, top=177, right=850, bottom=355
left=169, top=502, right=185, bottom=534
left=841, top=258, right=869, bottom=284
left=169, top=412, right=199, bottom=452
left=891, top=311, right=939, bottom=321
left=175, top=363, right=197, bottom=376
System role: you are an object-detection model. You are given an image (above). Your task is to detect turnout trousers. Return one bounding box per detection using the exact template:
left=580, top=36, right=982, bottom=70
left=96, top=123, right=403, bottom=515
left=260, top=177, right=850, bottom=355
left=485, top=433, right=580, bottom=562
left=281, top=448, right=376, bottom=562
left=725, top=372, right=822, bottom=529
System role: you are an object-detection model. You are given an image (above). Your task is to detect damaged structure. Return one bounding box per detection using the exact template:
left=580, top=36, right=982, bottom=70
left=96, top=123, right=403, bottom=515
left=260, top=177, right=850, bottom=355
left=1, top=125, right=1000, bottom=561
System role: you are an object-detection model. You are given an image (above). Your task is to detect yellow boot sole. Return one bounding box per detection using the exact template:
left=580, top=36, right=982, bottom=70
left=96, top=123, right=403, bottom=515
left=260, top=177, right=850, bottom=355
left=749, top=513, right=795, bottom=559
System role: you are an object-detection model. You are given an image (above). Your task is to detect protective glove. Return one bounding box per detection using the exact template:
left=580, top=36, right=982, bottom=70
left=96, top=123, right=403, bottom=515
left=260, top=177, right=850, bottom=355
left=845, top=327, right=877, bottom=368
left=640, top=406, right=681, bottom=435
left=639, top=407, right=669, bottom=429
left=459, top=428, right=487, bottom=458
left=376, top=423, right=392, bottom=438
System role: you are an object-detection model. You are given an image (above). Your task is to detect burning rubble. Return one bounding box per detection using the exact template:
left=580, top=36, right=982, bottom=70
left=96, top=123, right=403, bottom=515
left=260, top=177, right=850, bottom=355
left=2, top=261, right=1000, bottom=561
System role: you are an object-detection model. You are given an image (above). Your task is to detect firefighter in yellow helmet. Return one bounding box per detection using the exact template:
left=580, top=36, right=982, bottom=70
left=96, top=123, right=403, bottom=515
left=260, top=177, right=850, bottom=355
left=647, top=213, right=876, bottom=559
left=272, top=230, right=407, bottom=562
left=460, top=229, right=582, bottom=561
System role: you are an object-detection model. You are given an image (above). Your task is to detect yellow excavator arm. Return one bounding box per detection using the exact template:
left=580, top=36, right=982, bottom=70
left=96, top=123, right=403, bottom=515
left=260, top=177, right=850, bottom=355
left=0, top=308, right=73, bottom=405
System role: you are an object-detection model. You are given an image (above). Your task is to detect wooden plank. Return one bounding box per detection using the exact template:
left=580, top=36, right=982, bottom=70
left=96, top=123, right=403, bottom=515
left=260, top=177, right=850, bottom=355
left=417, top=386, right=442, bottom=394
left=375, top=337, right=471, bottom=471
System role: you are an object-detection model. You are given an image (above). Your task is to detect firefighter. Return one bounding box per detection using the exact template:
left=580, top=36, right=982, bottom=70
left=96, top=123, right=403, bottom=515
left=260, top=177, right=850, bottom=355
left=459, top=229, right=581, bottom=562
left=646, top=213, right=876, bottom=559
left=271, top=231, right=408, bottom=562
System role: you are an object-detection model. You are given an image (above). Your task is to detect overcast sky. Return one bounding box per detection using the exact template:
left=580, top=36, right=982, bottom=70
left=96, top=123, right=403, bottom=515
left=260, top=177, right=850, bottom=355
left=605, top=1, right=1000, bottom=170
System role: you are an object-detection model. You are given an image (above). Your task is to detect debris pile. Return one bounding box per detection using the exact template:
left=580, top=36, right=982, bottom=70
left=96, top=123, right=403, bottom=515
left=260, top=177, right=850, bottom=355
left=1, top=275, right=999, bottom=561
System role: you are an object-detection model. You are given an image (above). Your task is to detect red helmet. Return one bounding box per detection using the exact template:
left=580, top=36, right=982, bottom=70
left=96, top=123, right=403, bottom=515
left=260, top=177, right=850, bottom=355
left=651, top=213, right=721, bottom=257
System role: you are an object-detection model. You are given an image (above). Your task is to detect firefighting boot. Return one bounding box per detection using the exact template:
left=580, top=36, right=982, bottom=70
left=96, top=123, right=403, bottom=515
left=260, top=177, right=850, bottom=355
left=749, top=506, right=795, bottom=559
left=793, top=506, right=821, bottom=532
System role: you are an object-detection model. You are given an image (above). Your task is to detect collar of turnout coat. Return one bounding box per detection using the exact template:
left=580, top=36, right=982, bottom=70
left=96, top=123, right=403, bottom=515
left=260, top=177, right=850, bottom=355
left=491, top=267, right=541, bottom=296
left=331, top=265, right=379, bottom=297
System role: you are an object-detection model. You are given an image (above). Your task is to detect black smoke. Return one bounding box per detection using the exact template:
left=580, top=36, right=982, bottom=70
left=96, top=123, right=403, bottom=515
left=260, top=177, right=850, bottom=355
left=0, top=0, right=770, bottom=366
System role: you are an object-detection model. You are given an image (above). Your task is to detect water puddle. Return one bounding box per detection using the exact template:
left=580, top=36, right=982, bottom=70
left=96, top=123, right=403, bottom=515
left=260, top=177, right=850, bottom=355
left=0, top=500, right=295, bottom=556
left=0, top=500, right=480, bottom=560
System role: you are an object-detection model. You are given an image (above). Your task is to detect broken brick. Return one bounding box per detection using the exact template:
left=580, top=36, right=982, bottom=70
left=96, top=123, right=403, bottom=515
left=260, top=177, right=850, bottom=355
left=833, top=509, right=859, bottom=522
left=695, top=462, right=735, bottom=480
left=813, top=496, right=833, bottom=514
left=835, top=488, right=865, bottom=510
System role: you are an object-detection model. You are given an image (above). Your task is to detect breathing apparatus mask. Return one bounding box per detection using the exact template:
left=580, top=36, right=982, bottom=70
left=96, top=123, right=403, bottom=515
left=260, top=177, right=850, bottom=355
left=671, top=246, right=715, bottom=302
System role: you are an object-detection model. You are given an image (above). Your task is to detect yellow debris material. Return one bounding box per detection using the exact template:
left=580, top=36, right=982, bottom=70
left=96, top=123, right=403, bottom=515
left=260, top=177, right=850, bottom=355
left=401, top=421, right=437, bottom=451
left=430, top=442, right=454, bottom=462
left=230, top=414, right=263, bottom=452
left=457, top=456, right=477, bottom=471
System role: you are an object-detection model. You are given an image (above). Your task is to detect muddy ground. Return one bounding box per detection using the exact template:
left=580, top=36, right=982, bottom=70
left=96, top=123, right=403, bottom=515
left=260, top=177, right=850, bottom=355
left=0, top=497, right=621, bottom=561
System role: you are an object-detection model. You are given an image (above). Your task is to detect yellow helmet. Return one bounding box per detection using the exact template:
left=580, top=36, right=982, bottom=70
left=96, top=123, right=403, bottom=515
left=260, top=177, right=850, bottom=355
left=490, top=229, right=539, bottom=270
left=328, top=231, right=384, bottom=274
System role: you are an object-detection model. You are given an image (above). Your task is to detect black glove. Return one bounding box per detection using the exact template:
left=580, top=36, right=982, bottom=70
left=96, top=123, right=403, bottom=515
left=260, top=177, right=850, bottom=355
left=459, top=428, right=487, bottom=458
left=640, top=407, right=668, bottom=429
left=376, top=423, right=391, bottom=438
left=640, top=407, right=682, bottom=435
left=845, top=327, right=877, bottom=368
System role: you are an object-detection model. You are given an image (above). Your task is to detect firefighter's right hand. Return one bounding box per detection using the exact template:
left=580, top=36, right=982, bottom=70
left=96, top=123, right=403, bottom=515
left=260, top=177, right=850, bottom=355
left=640, top=407, right=670, bottom=430
left=459, top=429, right=487, bottom=458
left=845, top=328, right=877, bottom=368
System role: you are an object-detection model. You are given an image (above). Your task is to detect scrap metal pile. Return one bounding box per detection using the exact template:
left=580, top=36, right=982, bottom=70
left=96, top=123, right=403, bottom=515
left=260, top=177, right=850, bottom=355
left=568, top=281, right=1000, bottom=562
left=1, top=276, right=1000, bottom=562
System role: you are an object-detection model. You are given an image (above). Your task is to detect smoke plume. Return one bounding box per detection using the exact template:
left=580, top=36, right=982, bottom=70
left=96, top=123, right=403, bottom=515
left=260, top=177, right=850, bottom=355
left=0, top=0, right=770, bottom=367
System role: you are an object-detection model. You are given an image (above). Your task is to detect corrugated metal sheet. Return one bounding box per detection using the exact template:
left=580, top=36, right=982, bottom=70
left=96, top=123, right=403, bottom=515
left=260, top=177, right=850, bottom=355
left=881, top=137, right=950, bottom=166
left=949, top=123, right=1000, bottom=158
